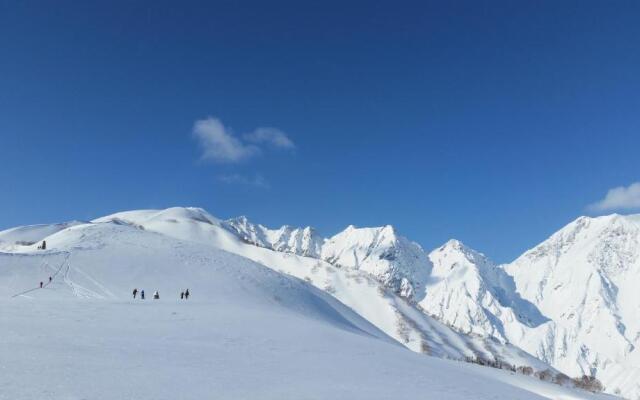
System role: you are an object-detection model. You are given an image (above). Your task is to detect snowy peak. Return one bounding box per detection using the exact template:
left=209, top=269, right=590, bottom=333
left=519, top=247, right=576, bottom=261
left=432, top=239, right=494, bottom=270
left=222, top=216, right=271, bottom=247
left=519, top=213, right=640, bottom=267
left=222, top=216, right=324, bottom=258
left=94, top=207, right=221, bottom=226
left=422, top=239, right=545, bottom=341
left=321, top=224, right=430, bottom=300
left=502, top=213, right=640, bottom=398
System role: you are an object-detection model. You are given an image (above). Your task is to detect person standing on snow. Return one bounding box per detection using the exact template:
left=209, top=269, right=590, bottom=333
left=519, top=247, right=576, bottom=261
left=39, top=281, right=43, bottom=288
left=180, top=292, right=184, bottom=300
left=185, top=289, right=190, bottom=300
left=153, top=291, right=159, bottom=300
left=140, top=289, right=145, bottom=300
left=133, top=288, right=138, bottom=299
left=49, top=276, right=52, bottom=283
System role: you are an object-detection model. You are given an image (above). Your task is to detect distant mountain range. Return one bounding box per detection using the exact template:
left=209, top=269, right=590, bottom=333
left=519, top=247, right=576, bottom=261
left=2, top=207, right=638, bottom=397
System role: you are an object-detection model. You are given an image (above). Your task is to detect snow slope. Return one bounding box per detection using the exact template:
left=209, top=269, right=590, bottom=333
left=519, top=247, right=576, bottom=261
left=0, top=216, right=610, bottom=400
left=94, top=208, right=552, bottom=372
left=0, top=221, right=84, bottom=251
left=211, top=212, right=637, bottom=398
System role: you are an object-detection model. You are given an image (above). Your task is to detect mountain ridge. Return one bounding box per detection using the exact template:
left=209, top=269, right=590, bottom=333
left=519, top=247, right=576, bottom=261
left=3, top=207, right=636, bottom=397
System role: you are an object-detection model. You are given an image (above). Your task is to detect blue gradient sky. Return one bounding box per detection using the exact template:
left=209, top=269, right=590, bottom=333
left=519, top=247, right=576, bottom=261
left=1, top=0, right=639, bottom=262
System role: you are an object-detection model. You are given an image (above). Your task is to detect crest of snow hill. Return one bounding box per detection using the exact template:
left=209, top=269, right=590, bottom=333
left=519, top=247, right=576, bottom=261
left=3, top=207, right=640, bottom=398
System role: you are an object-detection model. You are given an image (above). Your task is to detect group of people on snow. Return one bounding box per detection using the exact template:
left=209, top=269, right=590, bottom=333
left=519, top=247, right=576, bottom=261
left=38, top=276, right=53, bottom=288
left=132, top=288, right=189, bottom=300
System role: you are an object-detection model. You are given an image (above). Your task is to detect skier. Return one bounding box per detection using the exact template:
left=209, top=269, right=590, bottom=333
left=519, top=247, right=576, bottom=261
left=133, top=288, right=138, bottom=299
left=185, top=288, right=190, bottom=300
left=180, top=292, right=184, bottom=300
left=39, top=281, right=43, bottom=288
left=141, top=289, right=145, bottom=300
left=153, top=291, right=160, bottom=300
left=41, top=240, right=46, bottom=250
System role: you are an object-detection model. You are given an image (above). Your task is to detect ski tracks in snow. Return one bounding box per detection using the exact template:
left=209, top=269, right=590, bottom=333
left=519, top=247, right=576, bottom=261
left=11, top=252, right=117, bottom=300
left=62, top=257, right=116, bottom=300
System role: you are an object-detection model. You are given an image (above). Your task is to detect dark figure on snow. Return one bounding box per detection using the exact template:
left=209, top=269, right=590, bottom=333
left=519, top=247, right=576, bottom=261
left=39, top=281, right=43, bottom=288
left=180, top=292, right=184, bottom=300
left=41, top=240, right=46, bottom=250
left=49, top=276, right=52, bottom=283
left=153, top=291, right=160, bottom=300
left=141, top=290, right=145, bottom=300
left=133, top=288, right=138, bottom=299
left=185, top=289, right=190, bottom=300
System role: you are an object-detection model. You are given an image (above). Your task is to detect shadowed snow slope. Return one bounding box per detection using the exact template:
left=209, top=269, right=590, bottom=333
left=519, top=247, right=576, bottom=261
left=0, top=211, right=614, bottom=400
left=422, top=239, right=551, bottom=340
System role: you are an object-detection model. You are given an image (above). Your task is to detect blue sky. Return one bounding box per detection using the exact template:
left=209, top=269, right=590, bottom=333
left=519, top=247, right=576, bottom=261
left=1, top=0, right=639, bottom=262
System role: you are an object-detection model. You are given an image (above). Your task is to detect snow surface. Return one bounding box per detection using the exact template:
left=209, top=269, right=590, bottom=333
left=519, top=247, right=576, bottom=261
left=217, top=213, right=640, bottom=399
left=94, top=208, right=552, bottom=370
left=0, top=209, right=614, bottom=400
left=195, top=211, right=637, bottom=399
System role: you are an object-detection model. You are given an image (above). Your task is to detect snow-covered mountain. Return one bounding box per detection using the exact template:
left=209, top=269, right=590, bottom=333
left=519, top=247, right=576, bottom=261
left=420, top=239, right=549, bottom=342
left=91, top=208, right=550, bottom=372
left=503, top=214, right=640, bottom=398
left=3, top=207, right=635, bottom=398
left=214, top=213, right=640, bottom=398
left=321, top=224, right=430, bottom=300
left=223, top=216, right=323, bottom=258
left=0, top=220, right=85, bottom=251
left=0, top=209, right=607, bottom=400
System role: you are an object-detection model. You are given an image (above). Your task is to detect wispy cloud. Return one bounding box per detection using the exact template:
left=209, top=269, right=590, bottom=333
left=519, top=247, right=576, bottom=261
left=193, top=117, right=259, bottom=163
left=192, top=117, right=295, bottom=164
left=588, top=182, right=640, bottom=212
left=243, top=127, right=296, bottom=150
left=217, top=173, right=270, bottom=188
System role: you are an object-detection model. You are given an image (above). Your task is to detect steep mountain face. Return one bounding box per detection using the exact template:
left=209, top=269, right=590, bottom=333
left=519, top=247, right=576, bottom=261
left=321, top=225, right=431, bottom=300
left=223, top=216, right=323, bottom=258
left=503, top=214, right=640, bottom=398
left=420, top=239, right=549, bottom=342
left=223, top=219, right=432, bottom=301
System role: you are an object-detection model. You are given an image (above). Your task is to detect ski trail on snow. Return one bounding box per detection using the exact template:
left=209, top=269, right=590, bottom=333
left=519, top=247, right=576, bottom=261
left=10, top=254, right=69, bottom=298
left=61, top=257, right=116, bottom=300
left=70, top=264, right=117, bottom=299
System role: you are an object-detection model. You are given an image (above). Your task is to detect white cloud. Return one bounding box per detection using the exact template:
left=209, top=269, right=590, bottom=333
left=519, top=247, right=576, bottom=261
left=243, top=127, right=295, bottom=149
left=588, top=182, right=640, bottom=212
left=193, top=117, right=259, bottom=163
left=217, top=173, right=270, bottom=188
left=193, top=117, right=295, bottom=164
